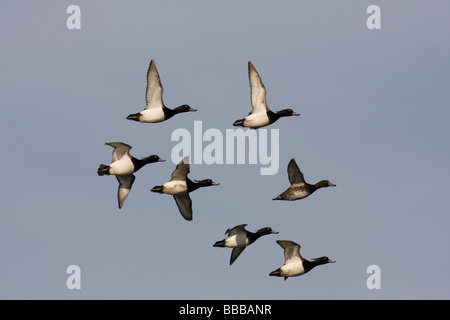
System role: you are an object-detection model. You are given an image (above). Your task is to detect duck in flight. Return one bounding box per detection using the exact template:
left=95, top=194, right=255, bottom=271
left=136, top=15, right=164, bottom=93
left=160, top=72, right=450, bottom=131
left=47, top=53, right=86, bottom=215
left=269, top=240, right=335, bottom=280
left=273, top=158, right=336, bottom=201
left=213, top=224, right=278, bottom=265
left=233, top=61, right=299, bottom=129
left=126, top=59, right=197, bottom=123
left=97, top=142, right=165, bottom=209
left=151, top=156, right=219, bottom=221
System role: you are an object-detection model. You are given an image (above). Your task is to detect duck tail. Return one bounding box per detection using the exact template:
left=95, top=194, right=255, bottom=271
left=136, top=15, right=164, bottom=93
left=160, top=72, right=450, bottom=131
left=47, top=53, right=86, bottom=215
left=269, top=268, right=281, bottom=277
left=272, top=195, right=283, bottom=200
left=233, top=118, right=245, bottom=127
left=126, top=113, right=140, bottom=121
left=151, top=185, right=164, bottom=193
left=97, top=164, right=110, bottom=176
left=213, top=239, right=225, bottom=247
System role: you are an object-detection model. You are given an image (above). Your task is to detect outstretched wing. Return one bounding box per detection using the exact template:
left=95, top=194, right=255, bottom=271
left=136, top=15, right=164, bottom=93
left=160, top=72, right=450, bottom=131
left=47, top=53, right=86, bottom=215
left=225, top=224, right=247, bottom=236
left=170, top=156, right=190, bottom=181
left=106, top=142, right=132, bottom=162
left=173, top=193, right=193, bottom=221
left=287, top=158, right=305, bottom=185
left=230, top=247, right=246, bottom=265
left=145, top=59, right=164, bottom=110
left=248, top=61, right=268, bottom=114
left=116, top=174, right=136, bottom=209
left=276, top=240, right=304, bottom=263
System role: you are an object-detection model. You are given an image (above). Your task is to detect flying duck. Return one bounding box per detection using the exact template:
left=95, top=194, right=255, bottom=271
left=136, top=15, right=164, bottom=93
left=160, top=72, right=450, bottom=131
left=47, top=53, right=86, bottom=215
left=126, top=59, right=197, bottom=123
left=97, top=142, right=165, bottom=209
left=273, top=158, right=336, bottom=201
left=151, top=156, right=219, bottom=221
left=269, top=240, right=335, bottom=280
left=213, top=224, right=278, bottom=265
left=233, top=61, right=299, bottom=129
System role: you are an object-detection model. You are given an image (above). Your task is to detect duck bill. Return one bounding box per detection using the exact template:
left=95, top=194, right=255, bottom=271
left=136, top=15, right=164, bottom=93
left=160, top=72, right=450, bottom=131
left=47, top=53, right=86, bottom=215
left=188, top=107, right=198, bottom=112
left=193, top=180, right=220, bottom=186
left=312, top=258, right=336, bottom=263
left=292, top=112, right=300, bottom=116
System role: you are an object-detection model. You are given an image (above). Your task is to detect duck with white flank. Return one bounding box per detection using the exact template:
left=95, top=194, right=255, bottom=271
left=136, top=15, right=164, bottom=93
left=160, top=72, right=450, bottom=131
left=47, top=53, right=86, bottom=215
left=126, top=59, right=197, bottom=123
left=269, top=240, right=335, bottom=280
left=233, top=61, right=299, bottom=129
left=213, top=224, right=278, bottom=265
left=151, top=156, right=219, bottom=221
left=97, top=142, right=165, bottom=209
left=273, top=158, right=335, bottom=201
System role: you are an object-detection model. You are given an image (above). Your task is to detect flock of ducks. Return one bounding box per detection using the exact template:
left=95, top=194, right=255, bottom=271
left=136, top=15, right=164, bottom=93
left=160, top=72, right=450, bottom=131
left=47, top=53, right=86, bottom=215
left=97, top=59, right=336, bottom=280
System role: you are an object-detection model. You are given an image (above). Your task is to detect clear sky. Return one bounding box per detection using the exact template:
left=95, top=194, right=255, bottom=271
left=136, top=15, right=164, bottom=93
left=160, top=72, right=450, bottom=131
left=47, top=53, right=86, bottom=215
left=1, top=1, right=449, bottom=299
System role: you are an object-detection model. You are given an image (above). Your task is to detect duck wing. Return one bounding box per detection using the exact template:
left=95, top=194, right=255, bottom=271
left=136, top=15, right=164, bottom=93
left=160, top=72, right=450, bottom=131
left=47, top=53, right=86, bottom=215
left=248, top=61, right=268, bottom=114
left=116, top=174, right=135, bottom=209
left=145, top=59, right=164, bottom=110
left=173, top=193, right=193, bottom=221
left=170, top=156, right=190, bottom=181
left=230, top=247, right=246, bottom=265
left=225, top=224, right=247, bottom=236
left=106, top=142, right=132, bottom=162
left=276, top=240, right=304, bottom=263
left=287, top=158, right=305, bottom=185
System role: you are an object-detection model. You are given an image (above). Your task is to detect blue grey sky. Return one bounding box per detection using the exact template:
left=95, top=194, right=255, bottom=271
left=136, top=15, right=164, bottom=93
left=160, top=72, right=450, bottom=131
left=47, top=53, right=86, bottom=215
left=1, top=1, right=449, bottom=299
